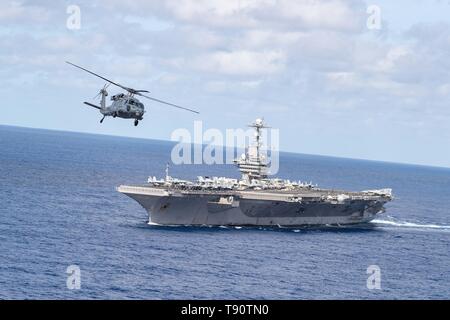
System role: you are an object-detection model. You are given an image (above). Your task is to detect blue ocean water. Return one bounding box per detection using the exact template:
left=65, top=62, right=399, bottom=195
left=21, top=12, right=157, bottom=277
left=0, top=125, right=449, bottom=299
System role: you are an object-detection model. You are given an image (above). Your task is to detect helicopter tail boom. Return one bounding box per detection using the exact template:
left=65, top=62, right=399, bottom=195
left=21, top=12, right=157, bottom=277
left=84, top=102, right=102, bottom=110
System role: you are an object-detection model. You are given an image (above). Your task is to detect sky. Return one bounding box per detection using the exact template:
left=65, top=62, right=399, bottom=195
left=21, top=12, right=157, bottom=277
left=1, top=0, right=450, bottom=167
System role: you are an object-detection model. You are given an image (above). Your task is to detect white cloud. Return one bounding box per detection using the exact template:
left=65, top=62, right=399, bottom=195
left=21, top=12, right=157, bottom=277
left=205, top=79, right=262, bottom=93
left=193, top=50, right=286, bottom=76
left=437, top=83, right=450, bottom=96
left=126, top=0, right=365, bottom=32
left=375, top=46, right=410, bottom=73
left=270, top=0, right=364, bottom=31
left=0, top=1, right=50, bottom=23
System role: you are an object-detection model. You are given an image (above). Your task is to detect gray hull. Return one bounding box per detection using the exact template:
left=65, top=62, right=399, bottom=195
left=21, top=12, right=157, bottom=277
left=123, top=192, right=386, bottom=226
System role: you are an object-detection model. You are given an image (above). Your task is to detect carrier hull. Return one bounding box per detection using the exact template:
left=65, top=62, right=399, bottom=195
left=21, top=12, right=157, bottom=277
left=118, top=186, right=389, bottom=226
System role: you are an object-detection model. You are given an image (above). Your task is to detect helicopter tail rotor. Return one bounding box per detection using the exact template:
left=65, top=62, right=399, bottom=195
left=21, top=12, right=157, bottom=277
left=93, top=83, right=110, bottom=100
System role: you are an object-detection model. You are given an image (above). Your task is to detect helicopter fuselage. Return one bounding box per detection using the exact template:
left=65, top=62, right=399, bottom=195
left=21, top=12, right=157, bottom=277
left=85, top=90, right=145, bottom=125
left=101, top=94, right=145, bottom=120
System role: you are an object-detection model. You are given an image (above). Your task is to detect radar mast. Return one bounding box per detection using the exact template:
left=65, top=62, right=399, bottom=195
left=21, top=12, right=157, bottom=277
left=234, top=118, right=270, bottom=182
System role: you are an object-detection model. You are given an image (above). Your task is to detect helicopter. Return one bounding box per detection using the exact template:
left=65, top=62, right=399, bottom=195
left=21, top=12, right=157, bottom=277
left=66, top=61, right=199, bottom=126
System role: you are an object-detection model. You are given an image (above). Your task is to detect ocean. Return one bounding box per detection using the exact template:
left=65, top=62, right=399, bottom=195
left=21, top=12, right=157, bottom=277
left=0, top=125, right=449, bottom=299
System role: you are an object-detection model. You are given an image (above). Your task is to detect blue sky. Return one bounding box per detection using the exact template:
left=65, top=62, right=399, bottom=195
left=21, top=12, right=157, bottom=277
left=1, top=0, right=450, bottom=167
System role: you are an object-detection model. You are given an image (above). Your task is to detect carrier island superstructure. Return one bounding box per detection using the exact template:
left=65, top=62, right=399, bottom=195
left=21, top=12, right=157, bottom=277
left=117, top=119, right=393, bottom=226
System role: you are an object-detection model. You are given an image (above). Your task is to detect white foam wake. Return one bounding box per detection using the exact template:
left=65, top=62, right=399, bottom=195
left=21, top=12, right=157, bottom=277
left=372, top=219, right=450, bottom=230
left=147, top=219, right=450, bottom=232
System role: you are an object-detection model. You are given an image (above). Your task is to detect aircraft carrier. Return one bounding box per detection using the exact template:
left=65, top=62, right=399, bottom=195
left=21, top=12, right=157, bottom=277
left=117, top=119, right=393, bottom=226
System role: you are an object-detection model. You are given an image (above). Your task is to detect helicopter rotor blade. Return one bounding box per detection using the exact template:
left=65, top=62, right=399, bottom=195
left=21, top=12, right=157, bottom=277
left=66, top=61, right=131, bottom=92
left=138, top=93, right=199, bottom=114
left=67, top=61, right=198, bottom=113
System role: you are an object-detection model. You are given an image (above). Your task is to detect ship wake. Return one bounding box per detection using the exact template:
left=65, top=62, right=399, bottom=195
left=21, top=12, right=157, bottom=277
left=372, top=218, right=450, bottom=231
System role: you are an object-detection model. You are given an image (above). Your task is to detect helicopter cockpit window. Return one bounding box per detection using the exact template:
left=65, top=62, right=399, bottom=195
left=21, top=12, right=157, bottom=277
left=112, top=93, right=125, bottom=101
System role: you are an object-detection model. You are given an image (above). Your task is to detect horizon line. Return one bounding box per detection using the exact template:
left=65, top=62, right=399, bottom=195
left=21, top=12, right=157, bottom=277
left=1, top=123, right=449, bottom=171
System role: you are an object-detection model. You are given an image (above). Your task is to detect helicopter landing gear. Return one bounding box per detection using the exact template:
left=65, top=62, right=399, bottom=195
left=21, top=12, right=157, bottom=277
left=100, top=116, right=105, bottom=123
left=134, top=119, right=139, bottom=126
